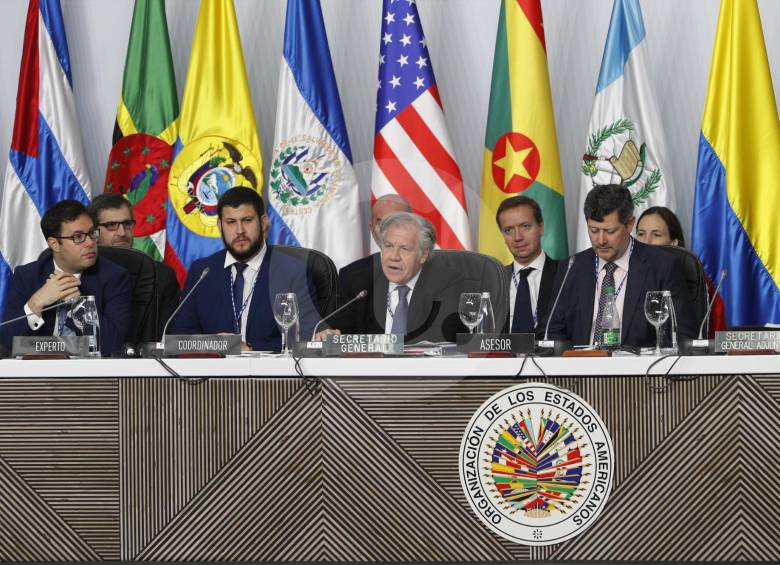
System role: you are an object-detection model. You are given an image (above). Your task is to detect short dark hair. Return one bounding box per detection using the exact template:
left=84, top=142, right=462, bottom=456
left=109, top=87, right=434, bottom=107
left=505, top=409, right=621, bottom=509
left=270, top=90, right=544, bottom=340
left=495, top=195, right=543, bottom=226
left=638, top=206, right=686, bottom=248
left=40, top=200, right=91, bottom=239
left=87, top=193, right=133, bottom=224
left=583, top=184, right=634, bottom=224
left=217, top=187, right=265, bottom=219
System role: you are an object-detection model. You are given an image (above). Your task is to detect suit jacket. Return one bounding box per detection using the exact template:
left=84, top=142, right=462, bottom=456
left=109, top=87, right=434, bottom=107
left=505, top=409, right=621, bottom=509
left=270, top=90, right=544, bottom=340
left=545, top=240, right=696, bottom=347
left=155, top=261, right=180, bottom=340
left=502, top=255, right=562, bottom=333
left=0, top=255, right=131, bottom=355
left=170, top=246, right=320, bottom=351
left=332, top=253, right=468, bottom=343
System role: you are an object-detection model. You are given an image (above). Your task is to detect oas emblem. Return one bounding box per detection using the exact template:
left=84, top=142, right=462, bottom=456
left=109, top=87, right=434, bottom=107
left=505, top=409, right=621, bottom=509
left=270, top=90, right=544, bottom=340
left=269, top=135, right=341, bottom=216
left=168, top=136, right=261, bottom=238
left=581, top=118, right=662, bottom=205
left=459, top=383, right=614, bottom=546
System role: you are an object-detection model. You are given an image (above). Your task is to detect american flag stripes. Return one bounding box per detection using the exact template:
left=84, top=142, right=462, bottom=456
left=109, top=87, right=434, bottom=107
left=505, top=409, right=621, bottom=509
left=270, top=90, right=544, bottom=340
left=372, top=0, right=472, bottom=250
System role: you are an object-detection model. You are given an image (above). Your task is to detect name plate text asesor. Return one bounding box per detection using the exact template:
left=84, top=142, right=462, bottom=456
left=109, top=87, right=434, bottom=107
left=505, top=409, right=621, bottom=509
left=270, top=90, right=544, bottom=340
left=456, top=333, right=534, bottom=354
left=324, top=334, right=403, bottom=356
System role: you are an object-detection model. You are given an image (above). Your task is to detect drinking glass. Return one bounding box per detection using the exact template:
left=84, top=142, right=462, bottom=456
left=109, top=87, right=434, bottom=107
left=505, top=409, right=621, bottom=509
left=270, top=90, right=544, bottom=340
left=70, top=295, right=101, bottom=357
left=644, top=291, right=671, bottom=355
left=459, top=292, right=483, bottom=334
left=273, top=293, right=299, bottom=356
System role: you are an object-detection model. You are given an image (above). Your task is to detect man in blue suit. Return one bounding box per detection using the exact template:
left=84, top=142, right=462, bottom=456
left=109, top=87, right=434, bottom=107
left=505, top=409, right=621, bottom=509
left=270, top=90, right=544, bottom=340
left=170, top=187, right=319, bottom=352
left=545, top=184, right=696, bottom=348
left=0, top=200, right=131, bottom=356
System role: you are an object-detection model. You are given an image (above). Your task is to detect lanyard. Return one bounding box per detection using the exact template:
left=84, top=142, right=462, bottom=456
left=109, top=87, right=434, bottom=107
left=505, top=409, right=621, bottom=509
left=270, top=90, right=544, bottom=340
left=229, top=265, right=260, bottom=334
left=593, top=237, right=634, bottom=298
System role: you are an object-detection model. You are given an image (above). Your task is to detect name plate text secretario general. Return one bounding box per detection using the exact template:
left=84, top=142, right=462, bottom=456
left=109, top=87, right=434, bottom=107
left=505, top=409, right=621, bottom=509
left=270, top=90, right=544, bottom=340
left=324, top=334, right=403, bottom=356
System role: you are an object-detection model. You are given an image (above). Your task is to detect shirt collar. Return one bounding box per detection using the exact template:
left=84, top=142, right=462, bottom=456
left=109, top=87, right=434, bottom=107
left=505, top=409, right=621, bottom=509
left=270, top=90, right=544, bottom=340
left=388, top=268, right=422, bottom=294
left=224, top=244, right=266, bottom=272
left=513, top=252, right=546, bottom=274
left=53, top=259, right=82, bottom=279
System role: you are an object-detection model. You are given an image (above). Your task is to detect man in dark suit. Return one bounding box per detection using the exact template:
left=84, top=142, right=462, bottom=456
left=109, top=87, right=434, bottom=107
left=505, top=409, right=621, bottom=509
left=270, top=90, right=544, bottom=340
left=87, top=193, right=180, bottom=339
left=546, top=184, right=696, bottom=348
left=496, top=195, right=562, bottom=334
left=170, top=187, right=319, bottom=351
left=0, top=200, right=131, bottom=356
left=321, top=212, right=467, bottom=343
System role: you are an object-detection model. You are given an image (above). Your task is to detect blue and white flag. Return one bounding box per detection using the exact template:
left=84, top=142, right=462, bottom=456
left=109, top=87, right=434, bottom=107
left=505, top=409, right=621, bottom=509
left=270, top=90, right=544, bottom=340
left=0, top=0, right=92, bottom=319
left=576, top=0, right=672, bottom=251
left=267, top=0, right=363, bottom=268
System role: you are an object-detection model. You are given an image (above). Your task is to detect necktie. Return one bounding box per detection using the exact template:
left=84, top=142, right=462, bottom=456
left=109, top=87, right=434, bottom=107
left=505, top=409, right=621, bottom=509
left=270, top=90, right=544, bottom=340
left=391, top=285, right=410, bottom=335
left=511, top=268, right=535, bottom=333
left=57, top=303, right=77, bottom=336
left=593, top=262, right=617, bottom=345
left=232, top=263, right=248, bottom=329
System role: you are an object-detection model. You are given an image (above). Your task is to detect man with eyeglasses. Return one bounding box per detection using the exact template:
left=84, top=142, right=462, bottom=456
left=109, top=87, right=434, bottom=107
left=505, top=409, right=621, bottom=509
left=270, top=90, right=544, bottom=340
left=87, top=193, right=180, bottom=336
left=0, top=200, right=131, bottom=355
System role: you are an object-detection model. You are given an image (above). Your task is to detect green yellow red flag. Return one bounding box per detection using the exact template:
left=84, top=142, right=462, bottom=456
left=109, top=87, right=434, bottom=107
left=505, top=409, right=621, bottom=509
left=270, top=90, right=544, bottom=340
left=479, top=0, right=568, bottom=263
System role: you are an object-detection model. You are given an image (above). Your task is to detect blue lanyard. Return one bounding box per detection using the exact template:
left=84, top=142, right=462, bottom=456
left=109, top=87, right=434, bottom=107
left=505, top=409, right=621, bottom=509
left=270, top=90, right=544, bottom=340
left=593, top=237, right=634, bottom=298
left=229, top=265, right=260, bottom=334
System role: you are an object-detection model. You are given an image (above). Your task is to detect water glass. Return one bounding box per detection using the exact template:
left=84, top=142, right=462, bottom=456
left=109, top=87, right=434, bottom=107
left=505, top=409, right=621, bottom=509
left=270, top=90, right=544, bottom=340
left=71, top=295, right=101, bottom=357
left=459, top=292, right=483, bottom=334
left=273, top=293, right=299, bottom=356
left=644, top=291, right=671, bottom=355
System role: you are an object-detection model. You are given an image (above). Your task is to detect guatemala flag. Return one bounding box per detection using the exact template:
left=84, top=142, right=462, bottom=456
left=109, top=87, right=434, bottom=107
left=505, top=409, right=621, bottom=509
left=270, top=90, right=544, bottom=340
left=576, top=0, right=673, bottom=252
left=0, top=0, right=92, bottom=319
left=267, top=0, right=363, bottom=269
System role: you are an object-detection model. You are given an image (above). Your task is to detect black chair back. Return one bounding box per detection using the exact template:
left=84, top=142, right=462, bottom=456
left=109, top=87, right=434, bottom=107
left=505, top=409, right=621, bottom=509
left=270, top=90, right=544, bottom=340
left=430, top=249, right=509, bottom=328
left=661, top=245, right=708, bottom=332
left=273, top=245, right=338, bottom=317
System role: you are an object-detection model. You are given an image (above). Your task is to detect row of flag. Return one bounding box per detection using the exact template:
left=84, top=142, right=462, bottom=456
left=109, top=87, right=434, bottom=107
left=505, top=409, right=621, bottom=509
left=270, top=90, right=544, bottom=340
left=0, top=0, right=778, bottom=328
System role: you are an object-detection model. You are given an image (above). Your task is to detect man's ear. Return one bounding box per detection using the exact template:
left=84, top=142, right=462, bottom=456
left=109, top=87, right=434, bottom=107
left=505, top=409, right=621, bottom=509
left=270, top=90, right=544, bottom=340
left=261, top=214, right=270, bottom=238
left=47, top=237, right=60, bottom=253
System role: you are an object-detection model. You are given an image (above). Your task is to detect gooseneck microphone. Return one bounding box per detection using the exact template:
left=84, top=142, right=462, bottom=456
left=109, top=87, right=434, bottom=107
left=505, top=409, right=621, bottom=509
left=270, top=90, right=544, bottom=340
left=311, top=289, right=368, bottom=340
left=543, top=256, right=576, bottom=342
left=159, top=267, right=211, bottom=345
left=0, top=297, right=78, bottom=328
left=698, top=269, right=727, bottom=340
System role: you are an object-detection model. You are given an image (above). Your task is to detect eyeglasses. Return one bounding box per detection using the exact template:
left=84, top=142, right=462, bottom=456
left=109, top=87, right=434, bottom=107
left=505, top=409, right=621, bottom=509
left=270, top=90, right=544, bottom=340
left=98, top=219, right=136, bottom=232
left=56, top=228, right=100, bottom=245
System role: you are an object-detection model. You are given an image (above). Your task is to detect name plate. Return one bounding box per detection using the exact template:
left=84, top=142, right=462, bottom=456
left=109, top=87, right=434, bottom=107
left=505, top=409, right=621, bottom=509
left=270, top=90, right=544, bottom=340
left=714, top=330, right=780, bottom=353
left=164, top=334, right=241, bottom=357
left=456, top=333, right=534, bottom=355
left=324, top=334, right=403, bottom=356
left=13, top=336, right=89, bottom=358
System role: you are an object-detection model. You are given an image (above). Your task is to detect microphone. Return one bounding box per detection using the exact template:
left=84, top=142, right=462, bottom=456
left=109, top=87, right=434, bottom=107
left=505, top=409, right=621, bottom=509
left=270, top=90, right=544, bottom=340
left=542, top=256, right=576, bottom=342
left=0, top=297, right=78, bottom=328
left=159, top=267, right=211, bottom=346
left=698, top=268, right=727, bottom=340
left=311, top=290, right=368, bottom=340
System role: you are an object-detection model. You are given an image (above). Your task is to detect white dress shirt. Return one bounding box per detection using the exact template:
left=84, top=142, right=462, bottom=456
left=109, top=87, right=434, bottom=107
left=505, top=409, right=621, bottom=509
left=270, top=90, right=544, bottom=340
left=589, top=241, right=632, bottom=344
left=224, top=246, right=266, bottom=340
left=509, top=252, right=547, bottom=329
left=384, top=270, right=422, bottom=334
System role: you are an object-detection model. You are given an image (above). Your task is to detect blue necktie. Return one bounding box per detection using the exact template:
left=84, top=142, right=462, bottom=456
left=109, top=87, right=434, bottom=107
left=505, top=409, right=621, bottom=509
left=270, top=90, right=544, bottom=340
left=57, top=304, right=77, bottom=336
left=232, top=263, right=248, bottom=330
left=391, top=285, right=410, bottom=335
left=511, top=268, right=534, bottom=333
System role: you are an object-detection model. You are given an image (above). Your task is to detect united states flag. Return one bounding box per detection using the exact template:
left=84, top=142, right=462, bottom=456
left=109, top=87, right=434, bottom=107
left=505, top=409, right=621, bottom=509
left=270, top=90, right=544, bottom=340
left=372, top=0, right=472, bottom=250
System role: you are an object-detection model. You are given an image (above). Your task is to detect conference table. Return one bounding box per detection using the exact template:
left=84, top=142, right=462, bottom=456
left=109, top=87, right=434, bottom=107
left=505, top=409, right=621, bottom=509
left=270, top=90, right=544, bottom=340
left=0, top=354, right=777, bottom=562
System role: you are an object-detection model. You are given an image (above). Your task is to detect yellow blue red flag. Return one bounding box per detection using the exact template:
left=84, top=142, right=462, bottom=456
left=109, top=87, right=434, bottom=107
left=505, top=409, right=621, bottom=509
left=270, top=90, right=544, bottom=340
left=692, top=0, right=780, bottom=325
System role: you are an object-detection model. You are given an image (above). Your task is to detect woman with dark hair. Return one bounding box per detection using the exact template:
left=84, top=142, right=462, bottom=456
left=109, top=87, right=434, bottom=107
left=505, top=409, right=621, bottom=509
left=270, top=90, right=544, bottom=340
left=636, top=206, right=686, bottom=247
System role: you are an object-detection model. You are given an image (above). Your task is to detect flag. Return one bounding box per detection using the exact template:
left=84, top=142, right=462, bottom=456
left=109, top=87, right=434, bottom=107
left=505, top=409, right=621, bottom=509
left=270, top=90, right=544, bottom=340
left=0, top=0, right=91, bottom=319
left=104, top=0, right=178, bottom=262
left=576, top=0, right=673, bottom=252
left=692, top=0, right=780, bottom=326
left=372, top=0, right=471, bottom=250
left=267, top=0, right=363, bottom=269
left=478, top=0, right=566, bottom=263
left=165, top=0, right=262, bottom=285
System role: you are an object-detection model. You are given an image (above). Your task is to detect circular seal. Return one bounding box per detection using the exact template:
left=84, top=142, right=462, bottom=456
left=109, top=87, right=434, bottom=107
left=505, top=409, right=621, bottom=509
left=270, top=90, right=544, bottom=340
left=459, top=382, right=614, bottom=546
left=491, top=132, right=540, bottom=193
left=268, top=135, right=341, bottom=216
left=104, top=133, right=173, bottom=236
left=168, top=136, right=262, bottom=238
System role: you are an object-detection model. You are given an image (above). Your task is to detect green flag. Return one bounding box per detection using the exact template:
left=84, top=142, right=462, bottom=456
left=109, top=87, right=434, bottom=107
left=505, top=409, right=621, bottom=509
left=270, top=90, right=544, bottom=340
left=103, top=0, right=178, bottom=261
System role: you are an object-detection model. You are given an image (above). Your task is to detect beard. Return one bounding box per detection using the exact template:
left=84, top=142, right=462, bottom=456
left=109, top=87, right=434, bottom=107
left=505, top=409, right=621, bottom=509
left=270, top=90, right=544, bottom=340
left=223, top=231, right=264, bottom=262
